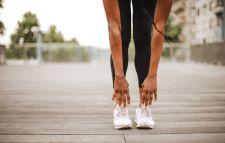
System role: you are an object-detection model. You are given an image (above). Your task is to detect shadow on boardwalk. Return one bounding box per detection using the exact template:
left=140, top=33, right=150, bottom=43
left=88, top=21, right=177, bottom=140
left=0, top=62, right=225, bottom=143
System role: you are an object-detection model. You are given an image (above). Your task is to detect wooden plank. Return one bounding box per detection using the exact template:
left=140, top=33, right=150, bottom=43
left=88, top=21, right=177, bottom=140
left=0, top=63, right=225, bottom=142
left=1, top=93, right=225, bottom=102
left=125, top=133, right=225, bottom=143
left=0, top=121, right=225, bottom=135
left=1, top=113, right=225, bottom=122
left=0, top=135, right=125, bottom=143
left=0, top=106, right=225, bottom=115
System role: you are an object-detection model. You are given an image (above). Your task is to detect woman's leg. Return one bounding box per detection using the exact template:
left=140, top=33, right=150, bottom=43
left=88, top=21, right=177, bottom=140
left=132, top=0, right=157, bottom=104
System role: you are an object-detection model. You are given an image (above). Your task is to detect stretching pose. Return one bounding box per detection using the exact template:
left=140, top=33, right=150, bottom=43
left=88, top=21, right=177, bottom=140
left=103, top=0, right=172, bottom=129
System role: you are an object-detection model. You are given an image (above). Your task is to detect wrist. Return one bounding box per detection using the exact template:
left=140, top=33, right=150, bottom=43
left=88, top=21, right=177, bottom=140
left=147, top=73, right=157, bottom=79
left=115, top=74, right=124, bottom=79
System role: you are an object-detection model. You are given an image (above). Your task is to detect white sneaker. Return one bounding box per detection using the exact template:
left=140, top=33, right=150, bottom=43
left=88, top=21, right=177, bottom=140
left=113, top=105, right=132, bottom=129
left=135, top=105, right=155, bottom=128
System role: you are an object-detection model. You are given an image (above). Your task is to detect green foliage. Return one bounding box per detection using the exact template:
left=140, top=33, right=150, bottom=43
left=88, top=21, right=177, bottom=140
left=7, top=12, right=39, bottom=59
left=163, top=17, right=182, bottom=57
left=43, top=47, right=75, bottom=62
left=68, top=37, right=79, bottom=44
left=42, top=25, right=64, bottom=43
left=11, top=12, right=39, bottom=43
left=79, top=47, right=90, bottom=62
left=161, top=48, right=170, bottom=58
left=0, top=0, right=4, bottom=35
left=6, top=11, right=89, bottom=62
left=41, top=25, right=88, bottom=62
left=0, top=0, right=3, bottom=8
left=165, top=17, right=182, bottom=42
left=128, top=17, right=182, bottom=60
left=42, top=46, right=90, bottom=62
left=0, top=21, right=4, bottom=35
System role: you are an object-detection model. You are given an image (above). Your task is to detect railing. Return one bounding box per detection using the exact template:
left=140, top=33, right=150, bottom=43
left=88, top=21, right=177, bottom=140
left=12, top=42, right=109, bottom=64
left=191, top=42, right=225, bottom=65
left=9, top=42, right=190, bottom=64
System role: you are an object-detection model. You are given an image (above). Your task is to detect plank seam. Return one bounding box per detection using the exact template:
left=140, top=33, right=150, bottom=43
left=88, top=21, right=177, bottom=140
left=123, top=134, right=127, bottom=143
left=1, top=132, right=225, bottom=135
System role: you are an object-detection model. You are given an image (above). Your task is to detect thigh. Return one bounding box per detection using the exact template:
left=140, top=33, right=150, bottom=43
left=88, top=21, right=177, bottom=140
left=118, top=0, right=131, bottom=41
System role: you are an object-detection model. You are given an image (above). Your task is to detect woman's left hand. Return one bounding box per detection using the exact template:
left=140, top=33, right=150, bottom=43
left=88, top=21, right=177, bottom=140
left=141, top=74, right=157, bottom=106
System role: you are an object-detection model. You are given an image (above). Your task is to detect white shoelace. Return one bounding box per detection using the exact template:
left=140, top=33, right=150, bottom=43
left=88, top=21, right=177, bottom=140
left=140, top=106, right=151, bottom=117
left=116, top=107, right=128, bottom=119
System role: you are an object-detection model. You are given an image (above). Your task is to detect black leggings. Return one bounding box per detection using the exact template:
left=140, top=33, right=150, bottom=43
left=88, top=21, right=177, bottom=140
left=110, top=0, right=157, bottom=88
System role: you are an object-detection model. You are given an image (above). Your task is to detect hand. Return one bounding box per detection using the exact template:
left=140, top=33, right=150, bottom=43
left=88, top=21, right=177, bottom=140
left=112, top=75, right=130, bottom=107
left=141, top=74, right=157, bottom=106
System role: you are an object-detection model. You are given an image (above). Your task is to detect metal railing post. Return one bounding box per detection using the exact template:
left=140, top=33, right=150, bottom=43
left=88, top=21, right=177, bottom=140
left=36, top=30, right=42, bottom=64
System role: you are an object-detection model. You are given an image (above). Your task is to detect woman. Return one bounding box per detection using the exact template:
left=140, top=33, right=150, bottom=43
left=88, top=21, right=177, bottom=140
left=103, top=0, right=172, bottom=129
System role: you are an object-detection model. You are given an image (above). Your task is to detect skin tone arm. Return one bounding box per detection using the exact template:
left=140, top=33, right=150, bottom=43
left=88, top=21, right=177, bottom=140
left=103, top=0, right=130, bottom=107
left=141, top=0, right=173, bottom=106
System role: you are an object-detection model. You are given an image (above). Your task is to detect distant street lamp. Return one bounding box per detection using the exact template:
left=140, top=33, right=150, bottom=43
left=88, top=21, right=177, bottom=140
left=31, top=26, right=42, bottom=64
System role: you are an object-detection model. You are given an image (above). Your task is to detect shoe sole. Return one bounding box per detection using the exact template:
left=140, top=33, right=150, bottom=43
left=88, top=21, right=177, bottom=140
left=135, top=120, right=154, bottom=129
left=114, top=124, right=132, bottom=129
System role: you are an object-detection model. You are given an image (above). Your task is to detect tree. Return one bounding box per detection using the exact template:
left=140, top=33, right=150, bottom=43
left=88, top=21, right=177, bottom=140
left=68, top=37, right=79, bottom=44
left=165, top=17, right=182, bottom=42
left=0, top=0, right=5, bottom=35
left=161, top=17, right=182, bottom=57
left=7, top=12, right=40, bottom=59
left=42, top=25, right=64, bottom=43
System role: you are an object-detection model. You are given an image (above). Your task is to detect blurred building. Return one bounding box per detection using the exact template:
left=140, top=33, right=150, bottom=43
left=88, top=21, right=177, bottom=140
left=171, top=0, right=225, bottom=45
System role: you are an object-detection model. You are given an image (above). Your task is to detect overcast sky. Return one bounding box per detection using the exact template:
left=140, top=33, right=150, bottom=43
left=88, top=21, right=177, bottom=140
left=0, top=0, right=110, bottom=48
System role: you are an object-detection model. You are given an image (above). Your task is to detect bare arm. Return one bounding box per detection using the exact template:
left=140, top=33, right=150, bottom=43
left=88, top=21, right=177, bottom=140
left=103, top=0, right=123, bottom=77
left=148, top=0, right=172, bottom=78
left=141, top=0, right=172, bottom=106
left=103, top=0, right=130, bottom=107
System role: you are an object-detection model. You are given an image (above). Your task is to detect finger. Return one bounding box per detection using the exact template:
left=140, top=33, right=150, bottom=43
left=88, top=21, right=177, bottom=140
left=115, top=89, right=119, bottom=94
left=146, top=92, right=150, bottom=106
left=154, top=91, right=157, bottom=101
left=141, top=90, right=146, bottom=105
left=149, top=92, right=154, bottom=105
left=148, top=91, right=152, bottom=106
left=115, top=93, right=119, bottom=105
left=112, top=92, right=116, bottom=101
left=126, top=91, right=131, bottom=105
left=116, top=93, right=122, bottom=106
left=145, top=90, right=151, bottom=106
left=116, top=89, right=122, bottom=95
left=122, top=94, right=126, bottom=107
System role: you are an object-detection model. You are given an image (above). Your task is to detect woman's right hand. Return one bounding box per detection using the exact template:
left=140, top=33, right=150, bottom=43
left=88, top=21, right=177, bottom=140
left=112, top=75, right=130, bottom=107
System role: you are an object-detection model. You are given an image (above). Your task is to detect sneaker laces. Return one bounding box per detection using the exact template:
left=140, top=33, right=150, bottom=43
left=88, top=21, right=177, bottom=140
left=145, top=106, right=152, bottom=117
left=140, top=105, right=151, bottom=117
left=116, top=107, right=128, bottom=118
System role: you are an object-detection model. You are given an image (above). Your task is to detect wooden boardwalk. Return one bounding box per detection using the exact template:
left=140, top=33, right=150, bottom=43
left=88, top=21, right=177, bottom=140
left=0, top=62, right=225, bottom=143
